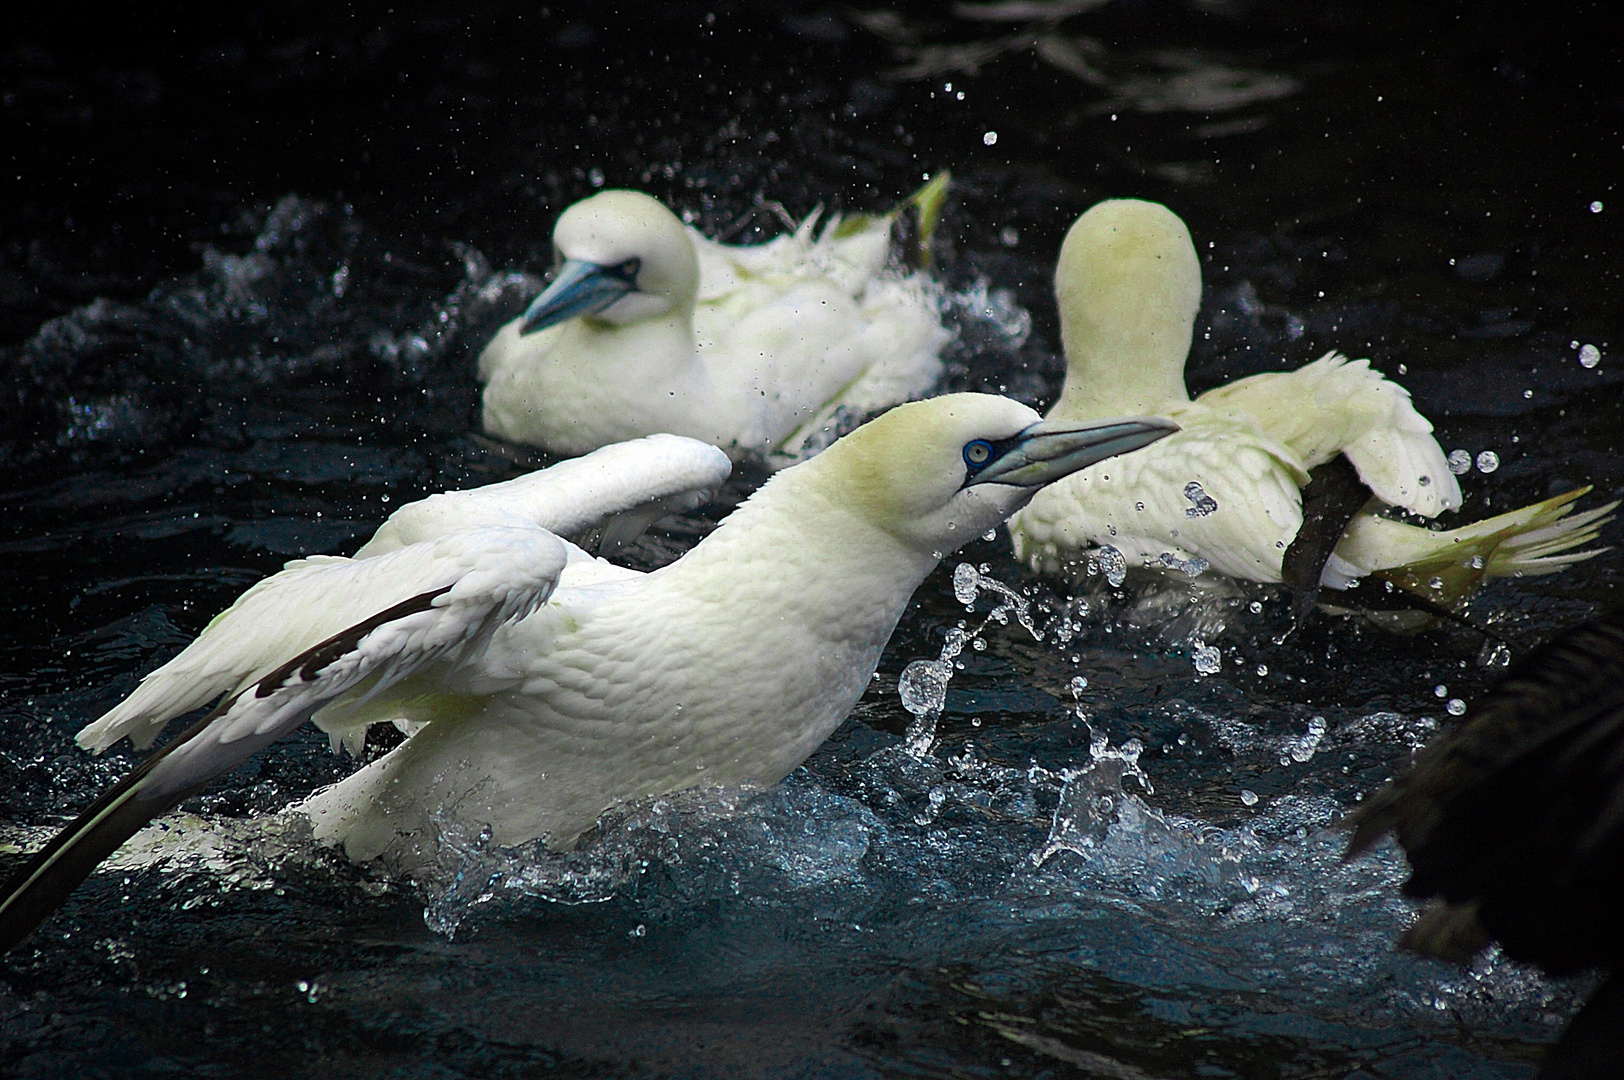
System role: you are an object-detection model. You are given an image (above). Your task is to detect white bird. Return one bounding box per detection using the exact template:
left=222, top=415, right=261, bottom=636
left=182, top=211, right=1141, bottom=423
left=1008, top=198, right=1614, bottom=617
left=477, top=179, right=953, bottom=465
left=0, top=396, right=1175, bottom=950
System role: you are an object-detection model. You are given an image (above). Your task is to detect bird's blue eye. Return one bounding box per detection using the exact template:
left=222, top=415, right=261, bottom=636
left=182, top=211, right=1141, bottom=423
left=614, top=257, right=641, bottom=280
left=963, top=439, right=994, bottom=469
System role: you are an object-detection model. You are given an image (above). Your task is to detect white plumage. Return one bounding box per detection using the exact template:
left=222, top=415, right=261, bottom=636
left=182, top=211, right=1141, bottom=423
left=0, top=398, right=1175, bottom=948
left=477, top=184, right=952, bottom=464
left=1009, top=199, right=1613, bottom=606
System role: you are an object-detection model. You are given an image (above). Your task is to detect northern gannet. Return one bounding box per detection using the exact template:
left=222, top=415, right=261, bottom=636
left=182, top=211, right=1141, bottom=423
left=478, top=179, right=953, bottom=464
left=1347, top=606, right=1624, bottom=1077
left=1008, top=198, right=1614, bottom=617
left=0, top=396, right=1175, bottom=950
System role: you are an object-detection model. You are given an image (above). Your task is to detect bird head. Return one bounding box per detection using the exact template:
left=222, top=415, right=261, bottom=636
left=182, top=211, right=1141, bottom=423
left=1052, top=198, right=1202, bottom=415
left=809, top=393, right=1177, bottom=554
left=520, top=190, right=699, bottom=334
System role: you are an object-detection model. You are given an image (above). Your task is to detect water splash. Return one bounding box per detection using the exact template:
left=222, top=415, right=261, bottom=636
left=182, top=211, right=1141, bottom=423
left=898, top=563, right=1047, bottom=758
left=1158, top=551, right=1211, bottom=577
left=1183, top=481, right=1219, bottom=518
left=1090, top=544, right=1128, bottom=586
left=1192, top=639, right=1221, bottom=675
left=1278, top=715, right=1328, bottom=765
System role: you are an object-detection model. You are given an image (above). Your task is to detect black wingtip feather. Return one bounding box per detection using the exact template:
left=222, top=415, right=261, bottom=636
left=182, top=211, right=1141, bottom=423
left=0, top=705, right=223, bottom=952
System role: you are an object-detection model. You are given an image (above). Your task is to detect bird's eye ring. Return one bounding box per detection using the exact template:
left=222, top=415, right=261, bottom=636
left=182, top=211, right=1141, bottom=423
left=963, top=440, right=993, bottom=468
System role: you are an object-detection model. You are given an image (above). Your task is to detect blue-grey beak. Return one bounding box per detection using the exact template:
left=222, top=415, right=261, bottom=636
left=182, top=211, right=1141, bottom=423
left=969, top=416, right=1179, bottom=488
left=520, top=258, right=639, bottom=335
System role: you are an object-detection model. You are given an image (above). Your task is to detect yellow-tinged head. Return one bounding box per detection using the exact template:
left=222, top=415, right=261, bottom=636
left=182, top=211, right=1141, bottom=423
left=1051, top=198, right=1202, bottom=418
left=520, top=190, right=699, bottom=333
left=795, top=393, right=1177, bottom=554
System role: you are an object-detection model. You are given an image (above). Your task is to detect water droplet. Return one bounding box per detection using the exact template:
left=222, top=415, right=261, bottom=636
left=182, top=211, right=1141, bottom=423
left=999, top=225, right=1019, bottom=247
left=971, top=638, right=987, bottom=651
left=982, top=130, right=998, bottom=145
left=1446, top=698, right=1467, bottom=716
left=982, top=528, right=998, bottom=542
left=1240, top=789, right=1259, bottom=806
left=1249, top=601, right=1263, bottom=614
left=899, top=660, right=952, bottom=716
left=1096, top=545, right=1127, bottom=587
left=953, top=562, right=980, bottom=605
left=1192, top=640, right=1221, bottom=675
left=1591, top=200, right=1604, bottom=213
left=1434, top=684, right=1448, bottom=698
left=1475, top=450, right=1500, bottom=473
left=588, top=167, right=605, bottom=187
left=1468, top=554, right=1485, bottom=569
left=1070, top=675, right=1089, bottom=693
left=1447, top=449, right=1472, bottom=475
left=1183, top=481, right=1219, bottom=518
left=1256, top=664, right=1268, bottom=677
left=1428, top=575, right=1444, bottom=591
left=1579, top=343, right=1602, bottom=368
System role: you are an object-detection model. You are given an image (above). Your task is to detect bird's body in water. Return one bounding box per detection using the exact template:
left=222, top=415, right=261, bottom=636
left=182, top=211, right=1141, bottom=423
left=478, top=180, right=952, bottom=465
left=0, top=395, right=1175, bottom=951
left=1007, top=199, right=1613, bottom=623
left=1347, top=606, right=1624, bottom=1079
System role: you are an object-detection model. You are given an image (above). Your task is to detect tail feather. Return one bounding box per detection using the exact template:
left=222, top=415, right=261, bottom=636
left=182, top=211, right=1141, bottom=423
left=1341, top=488, right=1617, bottom=609
left=827, top=170, right=952, bottom=270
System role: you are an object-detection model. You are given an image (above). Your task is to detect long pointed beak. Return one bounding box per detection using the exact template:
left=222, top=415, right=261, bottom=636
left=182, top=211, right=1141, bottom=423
left=520, top=258, right=637, bottom=335
left=970, top=416, right=1179, bottom=488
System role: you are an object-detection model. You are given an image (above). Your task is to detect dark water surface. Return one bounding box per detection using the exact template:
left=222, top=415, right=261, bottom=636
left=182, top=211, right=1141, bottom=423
left=2, top=3, right=1622, bottom=1077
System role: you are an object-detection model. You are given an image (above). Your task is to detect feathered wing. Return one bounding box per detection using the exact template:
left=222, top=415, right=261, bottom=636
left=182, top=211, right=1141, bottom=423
left=1, top=527, right=569, bottom=952
left=690, top=200, right=948, bottom=462
left=358, top=434, right=731, bottom=558
left=1009, top=405, right=1309, bottom=582
left=1345, top=607, right=1624, bottom=975
left=1202, top=351, right=1461, bottom=516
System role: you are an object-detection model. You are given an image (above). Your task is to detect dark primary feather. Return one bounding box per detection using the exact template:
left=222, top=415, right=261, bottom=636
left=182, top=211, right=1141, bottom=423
left=1282, top=454, right=1370, bottom=625
left=1345, top=606, right=1624, bottom=1079
left=1282, top=454, right=1499, bottom=636
left=0, top=587, right=449, bottom=953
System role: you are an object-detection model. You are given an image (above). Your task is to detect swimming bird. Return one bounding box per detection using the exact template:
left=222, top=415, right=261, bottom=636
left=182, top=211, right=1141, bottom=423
left=478, top=178, right=953, bottom=465
left=0, top=396, right=1176, bottom=951
left=1346, top=606, right=1624, bottom=1079
left=1007, top=198, right=1613, bottom=620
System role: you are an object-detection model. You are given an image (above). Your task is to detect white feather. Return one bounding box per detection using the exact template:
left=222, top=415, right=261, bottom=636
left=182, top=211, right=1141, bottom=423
left=477, top=190, right=951, bottom=465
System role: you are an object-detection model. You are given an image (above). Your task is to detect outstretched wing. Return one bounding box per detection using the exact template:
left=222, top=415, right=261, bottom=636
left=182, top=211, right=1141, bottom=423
left=357, top=433, right=730, bottom=557
left=1, top=525, right=567, bottom=952
left=1202, top=352, right=1460, bottom=517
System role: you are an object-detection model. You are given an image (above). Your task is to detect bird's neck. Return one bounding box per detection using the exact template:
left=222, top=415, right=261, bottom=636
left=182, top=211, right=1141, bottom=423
left=1047, top=331, right=1192, bottom=421
left=659, top=467, right=938, bottom=644
left=565, top=310, right=699, bottom=382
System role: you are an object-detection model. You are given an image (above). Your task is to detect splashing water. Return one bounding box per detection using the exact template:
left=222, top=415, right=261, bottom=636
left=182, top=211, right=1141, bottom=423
left=1192, top=639, right=1222, bottom=675
left=1158, top=551, right=1211, bottom=577
left=1278, top=715, right=1328, bottom=765
left=1091, top=544, right=1128, bottom=586
left=898, top=564, right=1048, bottom=758
left=1183, top=481, right=1219, bottom=518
